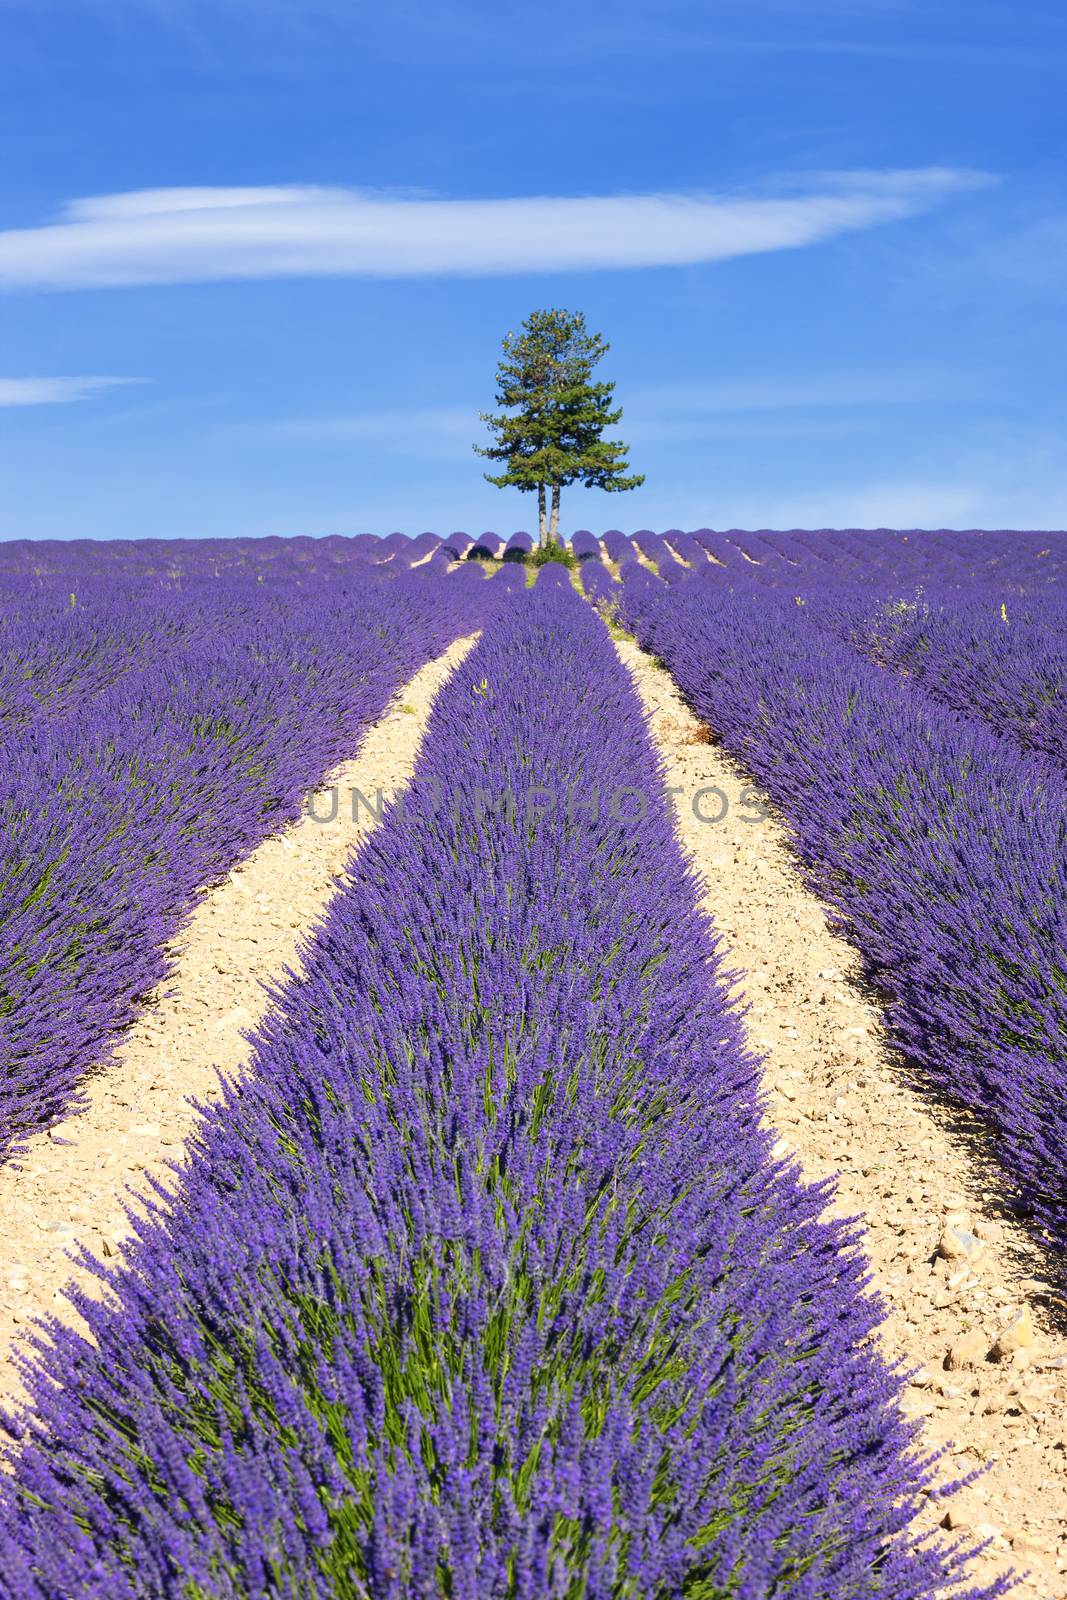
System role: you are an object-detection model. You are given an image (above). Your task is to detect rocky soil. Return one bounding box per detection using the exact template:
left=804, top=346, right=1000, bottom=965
left=616, top=635, right=1067, bottom=1600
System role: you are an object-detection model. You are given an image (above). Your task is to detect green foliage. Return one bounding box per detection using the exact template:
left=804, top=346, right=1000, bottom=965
left=594, top=595, right=637, bottom=643
left=474, top=309, right=644, bottom=538
left=530, top=542, right=577, bottom=570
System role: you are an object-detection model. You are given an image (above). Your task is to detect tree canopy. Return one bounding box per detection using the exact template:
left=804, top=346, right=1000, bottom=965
left=475, top=309, right=644, bottom=546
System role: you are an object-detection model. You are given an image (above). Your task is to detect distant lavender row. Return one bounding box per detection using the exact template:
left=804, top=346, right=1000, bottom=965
left=0, top=577, right=983, bottom=1599
left=613, top=564, right=1067, bottom=1273
left=685, top=528, right=1067, bottom=591
left=0, top=565, right=494, bottom=1161
left=593, top=527, right=1066, bottom=590
left=0, top=535, right=488, bottom=579
left=802, top=591, right=1067, bottom=772
left=0, top=586, right=178, bottom=734
left=0, top=581, right=343, bottom=737
left=4, top=529, right=1063, bottom=587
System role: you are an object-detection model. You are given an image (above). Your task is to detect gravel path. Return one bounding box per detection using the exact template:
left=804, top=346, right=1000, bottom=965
left=615, top=635, right=1067, bottom=1600
left=0, top=635, right=478, bottom=1414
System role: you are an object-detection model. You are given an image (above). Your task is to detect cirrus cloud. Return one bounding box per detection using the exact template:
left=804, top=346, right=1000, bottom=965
left=0, top=376, right=135, bottom=405
left=0, top=169, right=991, bottom=291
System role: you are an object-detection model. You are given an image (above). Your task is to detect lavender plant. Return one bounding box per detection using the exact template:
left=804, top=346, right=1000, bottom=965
left=568, top=530, right=601, bottom=561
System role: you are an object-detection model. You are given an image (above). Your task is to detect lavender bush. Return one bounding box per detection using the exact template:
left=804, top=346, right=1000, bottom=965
left=568, top=530, right=601, bottom=560
left=503, top=532, right=533, bottom=560
left=578, top=560, right=617, bottom=606
left=661, top=530, right=705, bottom=566
left=601, top=530, right=638, bottom=566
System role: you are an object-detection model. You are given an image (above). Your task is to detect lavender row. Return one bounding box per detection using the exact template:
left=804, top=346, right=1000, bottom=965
left=0, top=581, right=348, bottom=737
left=613, top=564, right=1067, bottom=1272
left=593, top=528, right=1067, bottom=591
left=0, top=587, right=168, bottom=734
left=802, top=591, right=1067, bottom=772
left=0, top=566, right=494, bottom=1161
left=0, top=575, right=982, bottom=1599
left=5, top=529, right=1062, bottom=590
left=0, top=535, right=487, bottom=581
left=683, top=529, right=1067, bottom=591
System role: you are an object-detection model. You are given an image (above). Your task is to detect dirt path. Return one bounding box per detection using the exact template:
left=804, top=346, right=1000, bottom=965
left=614, top=636, right=1067, bottom=1599
left=0, top=636, right=478, bottom=1412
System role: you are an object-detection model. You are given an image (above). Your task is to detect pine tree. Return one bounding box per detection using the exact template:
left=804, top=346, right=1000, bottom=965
left=475, top=309, right=644, bottom=547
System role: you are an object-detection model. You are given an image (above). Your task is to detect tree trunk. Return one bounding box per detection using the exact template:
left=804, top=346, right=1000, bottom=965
left=537, top=482, right=547, bottom=546
left=549, top=485, right=561, bottom=543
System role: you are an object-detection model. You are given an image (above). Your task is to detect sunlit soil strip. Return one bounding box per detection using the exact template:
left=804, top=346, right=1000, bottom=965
left=0, top=635, right=479, bottom=1414
left=614, top=634, right=1067, bottom=1600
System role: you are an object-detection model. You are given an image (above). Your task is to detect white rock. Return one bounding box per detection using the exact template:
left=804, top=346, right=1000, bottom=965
left=937, top=1225, right=984, bottom=1264
left=946, top=1329, right=988, bottom=1371
left=992, top=1306, right=1035, bottom=1360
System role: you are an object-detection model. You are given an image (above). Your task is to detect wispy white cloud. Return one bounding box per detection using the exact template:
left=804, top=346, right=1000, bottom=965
left=0, top=375, right=135, bottom=406
left=0, top=171, right=992, bottom=291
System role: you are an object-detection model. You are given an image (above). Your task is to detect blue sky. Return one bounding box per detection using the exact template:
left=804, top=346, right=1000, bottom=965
left=1, top=0, right=1065, bottom=538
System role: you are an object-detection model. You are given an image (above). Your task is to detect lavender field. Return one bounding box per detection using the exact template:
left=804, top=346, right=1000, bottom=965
left=1, top=530, right=1066, bottom=1597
